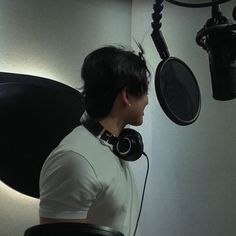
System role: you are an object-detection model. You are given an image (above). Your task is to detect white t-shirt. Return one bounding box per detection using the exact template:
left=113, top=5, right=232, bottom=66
left=39, top=125, right=139, bottom=236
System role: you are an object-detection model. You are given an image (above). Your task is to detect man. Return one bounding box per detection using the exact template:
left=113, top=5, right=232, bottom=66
left=39, top=45, right=150, bottom=236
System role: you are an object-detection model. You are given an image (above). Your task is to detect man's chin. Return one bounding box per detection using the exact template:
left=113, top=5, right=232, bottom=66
left=131, top=120, right=143, bottom=127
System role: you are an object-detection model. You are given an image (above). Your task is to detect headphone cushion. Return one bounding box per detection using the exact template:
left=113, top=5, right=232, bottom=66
left=114, top=128, right=144, bottom=161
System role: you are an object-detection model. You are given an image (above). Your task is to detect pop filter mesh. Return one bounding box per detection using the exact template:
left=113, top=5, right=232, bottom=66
left=156, top=58, right=200, bottom=124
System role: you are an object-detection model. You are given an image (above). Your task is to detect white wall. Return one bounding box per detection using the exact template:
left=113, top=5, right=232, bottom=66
left=0, top=0, right=131, bottom=88
left=0, top=1, right=131, bottom=235
left=131, top=1, right=236, bottom=236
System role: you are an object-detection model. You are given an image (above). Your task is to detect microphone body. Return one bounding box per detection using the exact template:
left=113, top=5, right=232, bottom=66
left=196, top=12, right=236, bottom=100
left=207, top=26, right=236, bottom=100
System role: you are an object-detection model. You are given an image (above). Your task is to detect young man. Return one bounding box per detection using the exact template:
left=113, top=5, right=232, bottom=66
left=39, top=45, right=150, bottom=236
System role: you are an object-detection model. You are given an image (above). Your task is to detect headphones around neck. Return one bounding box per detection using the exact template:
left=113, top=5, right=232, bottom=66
left=80, top=112, right=144, bottom=161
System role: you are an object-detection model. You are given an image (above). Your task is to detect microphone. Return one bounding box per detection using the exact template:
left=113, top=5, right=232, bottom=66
left=196, top=4, right=236, bottom=100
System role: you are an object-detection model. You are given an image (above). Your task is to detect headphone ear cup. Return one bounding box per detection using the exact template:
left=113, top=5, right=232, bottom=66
left=113, top=128, right=144, bottom=161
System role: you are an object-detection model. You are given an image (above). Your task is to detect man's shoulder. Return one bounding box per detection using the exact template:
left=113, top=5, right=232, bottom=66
left=61, top=125, right=95, bottom=147
left=58, top=125, right=111, bottom=160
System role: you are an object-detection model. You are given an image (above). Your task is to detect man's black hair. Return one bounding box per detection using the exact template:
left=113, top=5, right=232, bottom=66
left=81, top=45, right=150, bottom=119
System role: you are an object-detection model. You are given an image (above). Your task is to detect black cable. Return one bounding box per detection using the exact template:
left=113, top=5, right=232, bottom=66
left=133, top=152, right=149, bottom=236
left=165, top=0, right=231, bottom=8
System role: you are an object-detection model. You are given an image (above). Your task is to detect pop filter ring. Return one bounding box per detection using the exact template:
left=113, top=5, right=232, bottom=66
left=155, top=57, right=201, bottom=125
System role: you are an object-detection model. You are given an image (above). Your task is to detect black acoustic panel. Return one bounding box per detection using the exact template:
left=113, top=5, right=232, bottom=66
left=0, top=72, right=84, bottom=198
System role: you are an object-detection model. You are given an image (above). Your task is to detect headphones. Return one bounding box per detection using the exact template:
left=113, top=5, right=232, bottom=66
left=80, top=112, right=144, bottom=161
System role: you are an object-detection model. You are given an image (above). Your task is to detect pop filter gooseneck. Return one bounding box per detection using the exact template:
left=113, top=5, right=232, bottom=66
left=151, top=0, right=201, bottom=126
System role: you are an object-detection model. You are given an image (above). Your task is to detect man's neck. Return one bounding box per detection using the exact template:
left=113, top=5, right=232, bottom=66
left=99, top=116, right=125, bottom=137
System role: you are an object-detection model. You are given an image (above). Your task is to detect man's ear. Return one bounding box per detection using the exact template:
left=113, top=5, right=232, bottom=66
left=119, top=87, right=131, bottom=106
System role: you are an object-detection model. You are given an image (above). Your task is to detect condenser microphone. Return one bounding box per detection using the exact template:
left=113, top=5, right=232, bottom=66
left=207, top=27, right=236, bottom=100
left=196, top=4, right=236, bottom=100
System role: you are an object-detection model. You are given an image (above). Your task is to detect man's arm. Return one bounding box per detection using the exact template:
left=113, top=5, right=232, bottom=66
left=39, top=151, right=101, bottom=225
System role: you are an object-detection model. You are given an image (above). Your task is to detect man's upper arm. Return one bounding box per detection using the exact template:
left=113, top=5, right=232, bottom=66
left=39, top=150, right=100, bottom=221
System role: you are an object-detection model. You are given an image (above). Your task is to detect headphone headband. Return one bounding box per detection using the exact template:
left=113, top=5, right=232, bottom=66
left=80, top=112, right=118, bottom=145
left=80, top=112, right=144, bottom=161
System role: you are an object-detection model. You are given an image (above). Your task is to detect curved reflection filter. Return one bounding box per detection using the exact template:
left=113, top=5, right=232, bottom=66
left=0, top=72, right=84, bottom=198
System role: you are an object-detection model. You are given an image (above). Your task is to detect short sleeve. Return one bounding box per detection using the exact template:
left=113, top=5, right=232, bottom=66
left=39, top=150, right=101, bottom=220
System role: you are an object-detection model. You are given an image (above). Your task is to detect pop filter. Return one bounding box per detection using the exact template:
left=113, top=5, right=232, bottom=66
left=151, top=0, right=201, bottom=125
left=155, top=57, right=201, bottom=125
